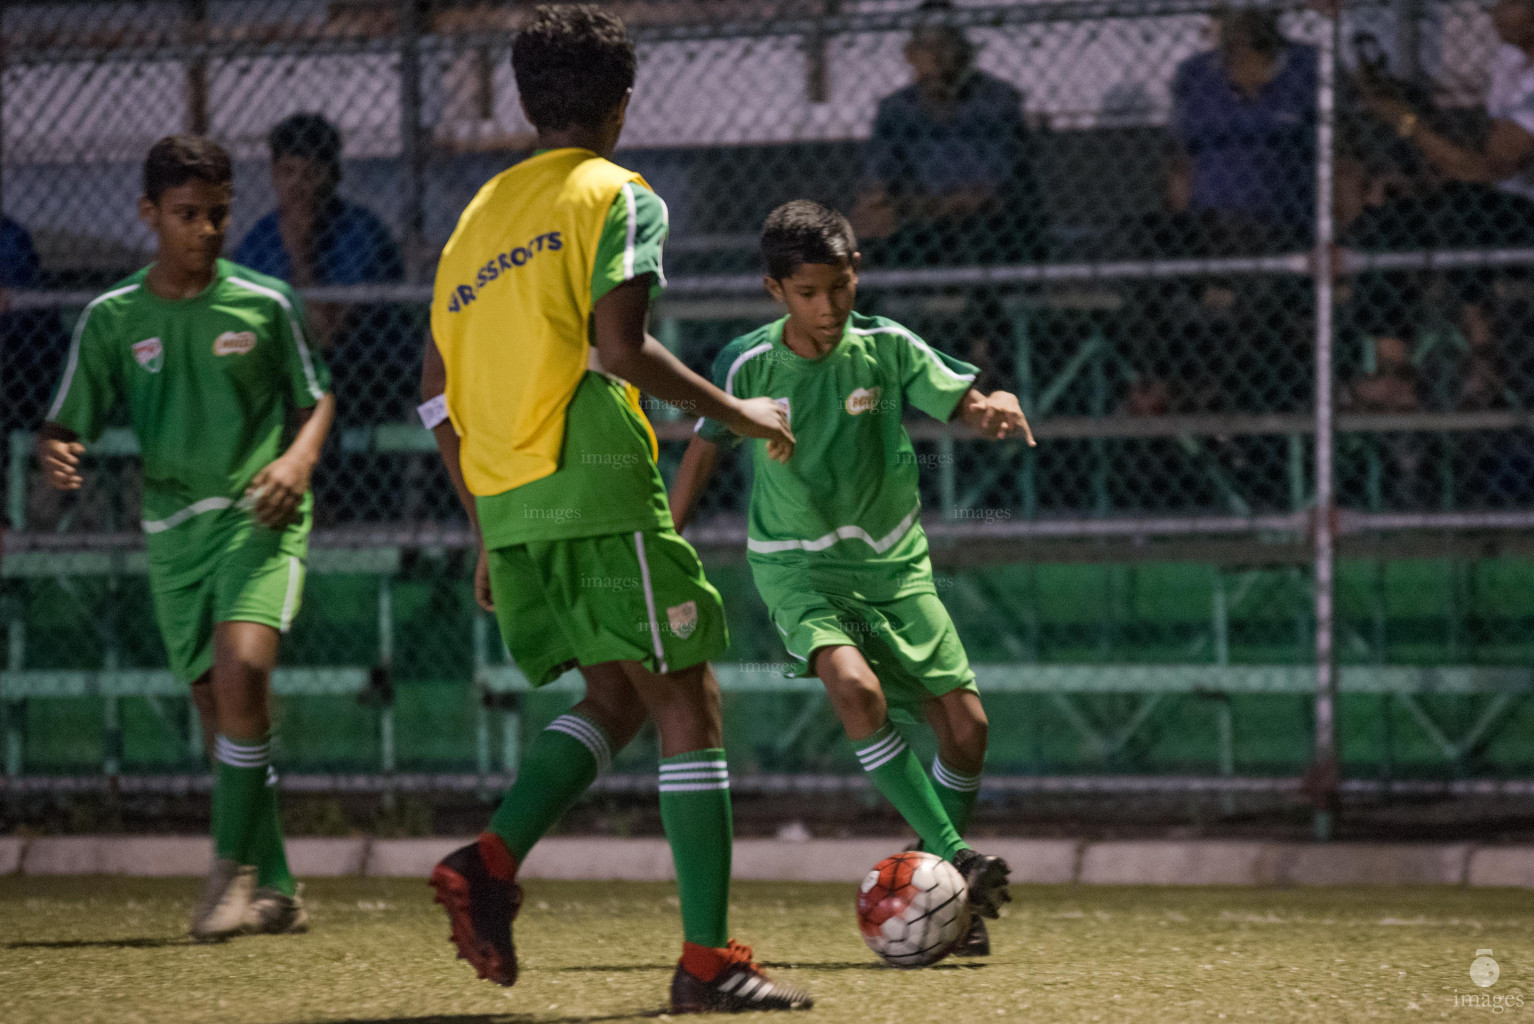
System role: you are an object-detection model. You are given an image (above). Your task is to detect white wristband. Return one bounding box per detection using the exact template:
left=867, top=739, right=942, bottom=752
left=417, top=394, right=449, bottom=430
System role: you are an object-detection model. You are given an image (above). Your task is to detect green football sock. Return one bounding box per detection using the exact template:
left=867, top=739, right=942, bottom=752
left=658, top=748, right=732, bottom=949
left=212, top=734, right=271, bottom=865
left=853, top=722, right=966, bottom=860
left=488, top=713, right=612, bottom=864
left=930, top=755, right=983, bottom=837
left=251, top=764, right=296, bottom=897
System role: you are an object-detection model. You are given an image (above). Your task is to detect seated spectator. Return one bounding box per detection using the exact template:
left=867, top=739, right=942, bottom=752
left=1167, top=10, right=1318, bottom=251
left=236, top=113, right=403, bottom=305
left=0, top=214, right=55, bottom=431
left=1358, top=0, right=1534, bottom=410
left=236, top=113, right=411, bottom=430
left=849, top=1, right=1045, bottom=387
left=1117, top=11, right=1317, bottom=417
left=851, top=6, right=1044, bottom=266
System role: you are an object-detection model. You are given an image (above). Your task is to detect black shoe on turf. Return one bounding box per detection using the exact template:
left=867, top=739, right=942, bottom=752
left=951, top=848, right=1011, bottom=920
left=429, top=832, right=522, bottom=986
left=670, top=941, right=814, bottom=1013
left=952, top=913, right=991, bottom=957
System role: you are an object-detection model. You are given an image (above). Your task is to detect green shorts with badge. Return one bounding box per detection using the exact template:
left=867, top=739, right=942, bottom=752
left=149, top=513, right=310, bottom=684
left=768, top=587, right=978, bottom=715
left=487, top=526, right=729, bottom=687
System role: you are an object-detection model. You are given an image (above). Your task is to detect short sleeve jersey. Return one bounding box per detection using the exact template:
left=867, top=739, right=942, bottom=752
left=46, top=259, right=329, bottom=582
left=431, top=148, right=672, bottom=548
left=696, top=312, right=976, bottom=599
left=1488, top=43, right=1534, bottom=201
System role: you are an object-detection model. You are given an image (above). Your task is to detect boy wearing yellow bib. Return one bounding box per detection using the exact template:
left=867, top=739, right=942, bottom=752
left=421, top=6, right=809, bottom=1014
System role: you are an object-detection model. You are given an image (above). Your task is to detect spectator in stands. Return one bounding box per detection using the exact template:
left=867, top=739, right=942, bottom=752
left=852, top=6, right=1044, bottom=265
left=0, top=215, right=50, bottom=431
left=1355, top=0, right=1534, bottom=411
left=1167, top=10, right=1318, bottom=250
left=850, top=0, right=1045, bottom=386
left=236, top=113, right=403, bottom=317
left=236, top=113, right=410, bottom=430
left=1118, top=11, right=1317, bottom=417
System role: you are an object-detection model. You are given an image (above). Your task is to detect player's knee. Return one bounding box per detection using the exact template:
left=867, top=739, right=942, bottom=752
left=824, top=666, right=885, bottom=727
left=647, top=664, right=723, bottom=753
left=949, top=714, right=988, bottom=763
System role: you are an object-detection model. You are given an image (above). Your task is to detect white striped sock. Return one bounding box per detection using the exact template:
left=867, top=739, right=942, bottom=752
left=659, top=759, right=728, bottom=772
left=856, top=731, right=908, bottom=773
left=855, top=731, right=903, bottom=763
left=214, top=735, right=270, bottom=769
left=659, top=757, right=729, bottom=793
left=931, top=755, right=982, bottom=793
left=548, top=714, right=612, bottom=774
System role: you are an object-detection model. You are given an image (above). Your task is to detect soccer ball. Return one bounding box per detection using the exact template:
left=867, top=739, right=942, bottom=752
left=856, top=850, right=970, bottom=968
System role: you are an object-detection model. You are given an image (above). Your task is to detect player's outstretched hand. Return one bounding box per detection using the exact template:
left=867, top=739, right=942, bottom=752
left=729, top=396, right=795, bottom=464
left=38, top=436, right=86, bottom=490
left=963, top=390, right=1036, bottom=446
left=247, top=454, right=313, bottom=530
left=474, top=546, right=495, bottom=613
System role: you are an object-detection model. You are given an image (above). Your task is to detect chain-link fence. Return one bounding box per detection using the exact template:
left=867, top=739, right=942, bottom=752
left=7, top=1, right=1534, bottom=823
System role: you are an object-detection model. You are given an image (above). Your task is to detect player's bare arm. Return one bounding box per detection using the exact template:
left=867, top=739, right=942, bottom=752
left=36, top=422, right=86, bottom=491
left=954, top=388, right=1036, bottom=445
left=592, top=275, right=795, bottom=462
left=669, top=434, right=720, bottom=532
left=247, top=391, right=334, bottom=530
left=421, top=332, right=493, bottom=612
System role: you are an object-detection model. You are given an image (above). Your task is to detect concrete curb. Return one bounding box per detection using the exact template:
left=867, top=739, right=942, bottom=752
left=0, top=836, right=25, bottom=875
left=5, top=836, right=1533, bottom=886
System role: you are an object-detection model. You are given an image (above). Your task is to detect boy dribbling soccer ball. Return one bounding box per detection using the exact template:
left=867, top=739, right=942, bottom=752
left=671, top=200, right=1035, bottom=955
left=37, top=135, right=334, bottom=941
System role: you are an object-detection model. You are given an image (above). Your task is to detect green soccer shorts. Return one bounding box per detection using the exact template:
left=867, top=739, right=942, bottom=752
left=149, top=518, right=309, bottom=683
left=487, top=526, right=729, bottom=687
left=767, top=587, right=978, bottom=714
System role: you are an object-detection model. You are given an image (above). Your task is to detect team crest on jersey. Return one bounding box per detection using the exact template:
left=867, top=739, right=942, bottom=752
left=132, top=338, right=163, bottom=373
left=667, top=600, right=699, bottom=639
left=846, top=386, right=882, bottom=415
left=213, top=330, right=257, bottom=356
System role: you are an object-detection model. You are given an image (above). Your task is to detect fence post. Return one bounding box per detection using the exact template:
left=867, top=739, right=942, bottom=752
left=398, top=0, right=427, bottom=284
left=1311, top=15, right=1340, bottom=842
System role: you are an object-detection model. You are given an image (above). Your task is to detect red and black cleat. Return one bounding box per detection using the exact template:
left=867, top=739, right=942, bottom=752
left=670, top=941, right=814, bottom=1014
left=429, top=832, right=522, bottom=986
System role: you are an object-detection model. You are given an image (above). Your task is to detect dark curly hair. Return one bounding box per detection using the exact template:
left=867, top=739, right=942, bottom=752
left=143, top=135, right=233, bottom=203
left=761, top=200, right=858, bottom=280
left=512, top=5, right=636, bottom=132
left=268, top=112, right=343, bottom=174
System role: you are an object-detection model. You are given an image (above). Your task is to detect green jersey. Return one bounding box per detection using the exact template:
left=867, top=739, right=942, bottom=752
left=697, top=312, right=977, bottom=601
left=47, top=259, right=329, bottom=585
left=474, top=179, right=674, bottom=550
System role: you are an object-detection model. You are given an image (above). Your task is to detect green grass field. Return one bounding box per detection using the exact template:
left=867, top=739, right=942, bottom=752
left=2, top=876, right=1531, bottom=1023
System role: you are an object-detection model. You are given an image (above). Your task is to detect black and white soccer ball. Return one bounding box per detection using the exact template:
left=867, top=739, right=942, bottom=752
left=856, top=850, right=970, bottom=968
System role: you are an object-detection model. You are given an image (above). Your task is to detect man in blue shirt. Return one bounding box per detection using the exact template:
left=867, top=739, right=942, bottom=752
left=235, top=113, right=403, bottom=300
left=850, top=2, right=1046, bottom=389
left=1168, top=10, right=1318, bottom=245
left=1, top=214, right=57, bottom=431
left=852, top=9, right=1045, bottom=267
left=236, top=113, right=411, bottom=433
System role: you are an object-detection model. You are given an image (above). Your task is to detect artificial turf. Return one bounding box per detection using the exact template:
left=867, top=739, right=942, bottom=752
left=1, top=875, right=1529, bottom=1023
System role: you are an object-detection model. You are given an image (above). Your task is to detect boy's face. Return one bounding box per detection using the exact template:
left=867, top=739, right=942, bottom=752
left=139, top=179, right=232, bottom=274
left=766, top=256, right=859, bottom=346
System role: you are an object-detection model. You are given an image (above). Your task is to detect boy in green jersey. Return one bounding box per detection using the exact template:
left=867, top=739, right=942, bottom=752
left=420, top=7, right=809, bottom=1013
left=37, top=136, right=335, bottom=941
left=671, top=200, right=1036, bottom=955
